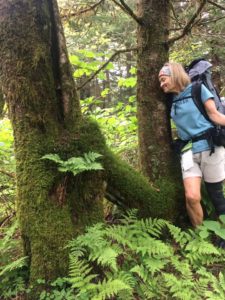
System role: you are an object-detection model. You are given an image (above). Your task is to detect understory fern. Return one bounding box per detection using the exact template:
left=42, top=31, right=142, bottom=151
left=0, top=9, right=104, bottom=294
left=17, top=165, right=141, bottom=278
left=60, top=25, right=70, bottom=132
left=41, top=152, right=103, bottom=176
left=67, top=210, right=225, bottom=300
left=0, top=221, right=27, bottom=298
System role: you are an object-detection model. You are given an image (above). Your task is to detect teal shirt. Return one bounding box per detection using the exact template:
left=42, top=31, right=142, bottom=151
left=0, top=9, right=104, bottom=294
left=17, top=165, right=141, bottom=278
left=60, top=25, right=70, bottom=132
left=171, top=84, right=214, bottom=153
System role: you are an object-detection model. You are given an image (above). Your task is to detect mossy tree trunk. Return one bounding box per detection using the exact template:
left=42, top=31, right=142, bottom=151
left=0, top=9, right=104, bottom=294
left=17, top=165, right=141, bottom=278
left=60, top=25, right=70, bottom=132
left=136, top=0, right=183, bottom=212
left=136, top=0, right=173, bottom=180
left=0, top=0, right=182, bottom=290
left=0, top=0, right=105, bottom=285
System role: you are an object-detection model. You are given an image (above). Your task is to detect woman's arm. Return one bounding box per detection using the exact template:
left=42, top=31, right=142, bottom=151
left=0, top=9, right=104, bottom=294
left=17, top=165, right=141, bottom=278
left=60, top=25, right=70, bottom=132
left=204, top=99, right=225, bottom=126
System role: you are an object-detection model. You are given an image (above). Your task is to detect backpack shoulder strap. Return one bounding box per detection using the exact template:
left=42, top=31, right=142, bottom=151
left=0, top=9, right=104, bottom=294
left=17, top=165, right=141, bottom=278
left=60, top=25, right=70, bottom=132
left=191, top=82, right=211, bottom=123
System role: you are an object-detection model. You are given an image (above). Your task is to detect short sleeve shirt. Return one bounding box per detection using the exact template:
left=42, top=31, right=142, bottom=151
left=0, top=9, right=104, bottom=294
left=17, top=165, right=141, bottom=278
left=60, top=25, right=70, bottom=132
left=171, top=84, right=214, bottom=153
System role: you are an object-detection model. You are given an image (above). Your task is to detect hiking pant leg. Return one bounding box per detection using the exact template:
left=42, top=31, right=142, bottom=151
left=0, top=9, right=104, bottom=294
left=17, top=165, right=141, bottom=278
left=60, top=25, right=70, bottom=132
left=204, top=181, right=225, bottom=216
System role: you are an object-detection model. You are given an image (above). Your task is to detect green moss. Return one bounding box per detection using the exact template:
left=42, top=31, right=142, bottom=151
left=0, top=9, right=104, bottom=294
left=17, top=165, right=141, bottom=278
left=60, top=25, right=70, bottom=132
left=14, top=118, right=107, bottom=287
left=103, top=149, right=182, bottom=222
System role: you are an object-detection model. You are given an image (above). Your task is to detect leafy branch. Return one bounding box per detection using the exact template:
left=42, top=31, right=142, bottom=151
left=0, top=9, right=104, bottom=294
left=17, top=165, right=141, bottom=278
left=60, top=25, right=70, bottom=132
left=77, top=48, right=137, bottom=90
left=0, top=169, right=15, bottom=179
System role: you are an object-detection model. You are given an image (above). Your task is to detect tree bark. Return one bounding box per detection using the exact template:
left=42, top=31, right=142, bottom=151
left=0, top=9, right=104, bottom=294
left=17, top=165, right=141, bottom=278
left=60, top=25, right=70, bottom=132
left=136, top=0, right=184, bottom=221
left=0, top=88, right=4, bottom=118
left=136, top=0, right=176, bottom=181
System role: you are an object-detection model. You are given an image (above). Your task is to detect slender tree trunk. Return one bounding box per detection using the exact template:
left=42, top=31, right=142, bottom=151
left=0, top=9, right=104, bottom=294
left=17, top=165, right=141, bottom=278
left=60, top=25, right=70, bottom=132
left=136, top=0, right=184, bottom=219
left=136, top=0, right=176, bottom=181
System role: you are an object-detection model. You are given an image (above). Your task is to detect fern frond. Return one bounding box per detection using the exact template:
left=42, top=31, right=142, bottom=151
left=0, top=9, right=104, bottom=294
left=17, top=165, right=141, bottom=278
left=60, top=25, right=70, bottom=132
left=185, top=238, right=221, bottom=266
left=116, top=271, right=136, bottom=288
left=130, top=264, right=149, bottom=282
left=134, top=236, right=173, bottom=257
left=105, top=225, right=133, bottom=248
left=139, top=283, right=158, bottom=299
left=92, top=278, right=132, bottom=300
left=69, top=255, right=97, bottom=290
left=0, top=256, right=28, bottom=276
left=0, top=221, right=19, bottom=251
left=70, top=223, right=108, bottom=252
left=143, top=257, right=168, bottom=275
left=204, top=272, right=225, bottom=299
left=119, top=209, right=138, bottom=225
left=166, top=223, right=192, bottom=247
left=89, top=246, right=120, bottom=272
left=170, top=256, right=192, bottom=280
left=114, top=271, right=136, bottom=300
left=139, top=277, right=165, bottom=300
left=41, top=152, right=103, bottom=176
left=83, top=152, right=103, bottom=163
left=163, top=273, right=198, bottom=300
left=41, top=153, right=62, bottom=164
left=134, top=218, right=168, bottom=238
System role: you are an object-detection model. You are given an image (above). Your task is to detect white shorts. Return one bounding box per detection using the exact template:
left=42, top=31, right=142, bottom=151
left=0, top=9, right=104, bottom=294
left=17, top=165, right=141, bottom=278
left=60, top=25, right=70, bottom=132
left=182, top=146, right=225, bottom=183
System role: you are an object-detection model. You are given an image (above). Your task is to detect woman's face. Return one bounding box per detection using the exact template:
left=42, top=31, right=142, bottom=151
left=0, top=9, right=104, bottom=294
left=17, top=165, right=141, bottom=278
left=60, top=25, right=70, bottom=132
left=159, top=75, right=177, bottom=93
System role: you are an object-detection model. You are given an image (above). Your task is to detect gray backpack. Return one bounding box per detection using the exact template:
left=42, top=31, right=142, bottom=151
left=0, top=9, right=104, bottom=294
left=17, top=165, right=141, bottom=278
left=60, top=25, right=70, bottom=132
left=185, top=58, right=225, bottom=147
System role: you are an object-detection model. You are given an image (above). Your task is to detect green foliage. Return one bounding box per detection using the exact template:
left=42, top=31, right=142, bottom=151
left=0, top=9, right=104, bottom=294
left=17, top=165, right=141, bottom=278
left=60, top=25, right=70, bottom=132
left=0, top=119, right=16, bottom=224
left=41, top=152, right=103, bottom=176
left=80, top=97, right=138, bottom=161
left=118, top=76, right=137, bottom=88
left=1, top=212, right=225, bottom=299
left=67, top=210, right=225, bottom=300
left=198, top=215, right=225, bottom=240
left=38, top=277, right=75, bottom=300
left=0, top=221, right=27, bottom=299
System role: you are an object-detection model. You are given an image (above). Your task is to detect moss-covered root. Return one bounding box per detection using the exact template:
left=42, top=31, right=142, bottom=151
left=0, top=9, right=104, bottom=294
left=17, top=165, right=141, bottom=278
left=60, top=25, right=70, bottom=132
left=104, top=150, right=183, bottom=222
left=77, top=119, right=183, bottom=222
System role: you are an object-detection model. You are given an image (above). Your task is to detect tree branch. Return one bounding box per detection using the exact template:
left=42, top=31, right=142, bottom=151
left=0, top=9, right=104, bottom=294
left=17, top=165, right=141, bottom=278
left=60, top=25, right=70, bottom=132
left=110, top=0, right=143, bottom=25
left=198, top=15, right=225, bottom=25
left=208, top=0, right=225, bottom=11
left=0, top=169, right=16, bottom=179
left=168, top=0, right=207, bottom=45
left=77, top=47, right=137, bottom=90
left=0, top=212, right=16, bottom=227
left=61, top=0, right=105, bottom=19
left=169, top=1, right=183, bottom=28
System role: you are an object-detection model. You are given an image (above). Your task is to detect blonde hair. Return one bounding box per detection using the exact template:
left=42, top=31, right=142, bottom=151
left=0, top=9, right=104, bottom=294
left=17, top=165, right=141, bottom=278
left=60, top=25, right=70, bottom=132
left=163, top=62, right=191, bottom=92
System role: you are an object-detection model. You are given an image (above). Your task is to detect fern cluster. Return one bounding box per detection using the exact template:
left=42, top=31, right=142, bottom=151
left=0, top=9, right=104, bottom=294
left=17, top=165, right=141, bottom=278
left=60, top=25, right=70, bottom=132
left=68, top=210, right=225, bottom=300
left=41, top=152, right=103, bottom=176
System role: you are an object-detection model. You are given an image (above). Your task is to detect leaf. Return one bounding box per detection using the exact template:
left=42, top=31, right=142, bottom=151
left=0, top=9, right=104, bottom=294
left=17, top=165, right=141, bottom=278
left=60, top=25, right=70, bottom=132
left=199, top=230, right=209, bottom=239
left=69, top=55, right=80, bottom=65
left=118, top=77, right=137, bottom=88
left=101, top=88, right=110, bottom=98
left=105, top=62, right=114, bottom=70
left=219, top=215, right=225, bottom=224
left=203, top=220, right=221, bottom=232
left=41, top=154, right=62, bottom=164
left=97, top=71, right=106, bottom=80
left=73, top=69, right=86, bottom=78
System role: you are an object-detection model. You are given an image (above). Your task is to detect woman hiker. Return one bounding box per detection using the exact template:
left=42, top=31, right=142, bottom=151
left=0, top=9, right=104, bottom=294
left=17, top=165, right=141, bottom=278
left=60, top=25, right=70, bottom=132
left=158, top=62, right=225, bottom=231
